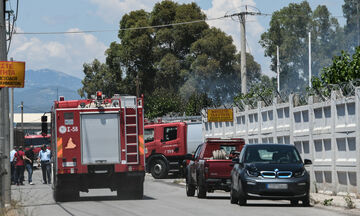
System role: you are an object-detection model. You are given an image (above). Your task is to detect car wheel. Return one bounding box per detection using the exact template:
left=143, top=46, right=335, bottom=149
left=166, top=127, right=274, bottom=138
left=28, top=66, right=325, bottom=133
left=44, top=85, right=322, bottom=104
left=230, top=187, right=239, bottom=204
left=197, top=184, right=207, bottom=199
left=238, top=197, right=247, bottom=206
left=302, top=195, right=310, bottom=207
left=150, top=159, right=168, bottom=179
left=290, top=200, right=299, bottom=206
left=237, top=180, right=246, bottom=206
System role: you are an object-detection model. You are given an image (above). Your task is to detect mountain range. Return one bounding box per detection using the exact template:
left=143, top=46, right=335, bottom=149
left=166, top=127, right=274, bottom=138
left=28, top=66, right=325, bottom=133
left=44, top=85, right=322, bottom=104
left=14, top=69, right=83, bottom=113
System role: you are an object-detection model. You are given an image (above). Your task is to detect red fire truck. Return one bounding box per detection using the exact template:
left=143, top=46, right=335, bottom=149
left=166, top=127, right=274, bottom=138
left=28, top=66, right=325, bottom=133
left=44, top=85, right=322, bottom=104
left=144, top=121, right=202, bottom=178
left=24, top=134, right=51, bottom=154
left=46, top=92, right=145, bottom=202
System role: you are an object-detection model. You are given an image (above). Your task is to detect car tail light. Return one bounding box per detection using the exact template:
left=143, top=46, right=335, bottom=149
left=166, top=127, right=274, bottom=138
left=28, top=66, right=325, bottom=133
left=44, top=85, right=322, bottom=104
left=204, top=163, right=209, bottom=173
left=204, top=163, right=210, bottom=178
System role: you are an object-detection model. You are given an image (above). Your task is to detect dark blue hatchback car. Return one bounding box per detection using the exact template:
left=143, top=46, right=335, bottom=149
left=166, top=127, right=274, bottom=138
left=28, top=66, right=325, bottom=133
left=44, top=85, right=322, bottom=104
left=230, top=144, right=312, bottom=206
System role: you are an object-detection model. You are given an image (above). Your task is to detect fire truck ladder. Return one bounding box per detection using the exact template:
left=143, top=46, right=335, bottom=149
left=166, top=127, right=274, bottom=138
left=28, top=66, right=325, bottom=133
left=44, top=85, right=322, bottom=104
left=124, top=106, right=139, bottom=164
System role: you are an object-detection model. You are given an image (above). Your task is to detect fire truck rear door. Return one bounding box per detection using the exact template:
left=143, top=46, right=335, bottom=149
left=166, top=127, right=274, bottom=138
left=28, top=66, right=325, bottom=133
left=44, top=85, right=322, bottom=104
left=80, top=112, right=121, bottom=164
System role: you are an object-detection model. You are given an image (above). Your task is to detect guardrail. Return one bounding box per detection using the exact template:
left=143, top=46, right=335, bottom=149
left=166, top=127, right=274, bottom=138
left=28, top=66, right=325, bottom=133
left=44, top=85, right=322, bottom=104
left=202, top=87, right=360, bottom=196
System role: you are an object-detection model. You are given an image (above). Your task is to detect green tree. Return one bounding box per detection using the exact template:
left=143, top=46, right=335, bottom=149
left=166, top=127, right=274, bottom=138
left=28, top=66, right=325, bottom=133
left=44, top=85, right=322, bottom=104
left=154, top=53, right=182, bottom=91
left=183, top=27, right=261, bottom=103
left=311, top=46, right=360, bottom=96
left=117, top=9, right=155, bottom=95
left=80, top=0, right=263, bottom=118
left=234, top=52, right=262, bottom=88
left=234, top=75, right=277, bottom=109
left=144, top=88, right=184, bottom=119
left=184, top=92, right=213, bottom=116
left=311, top=5, right=344, bottom=80
left=78, top=59, right=115, bottom=98
left=342, top=0, right=360, bottom=52
left=260, top=1, right=342, bottom=92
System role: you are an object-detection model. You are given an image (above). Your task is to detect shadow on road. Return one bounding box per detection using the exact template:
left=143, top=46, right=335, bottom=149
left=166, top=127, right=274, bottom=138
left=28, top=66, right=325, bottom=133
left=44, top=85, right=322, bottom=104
left=243, top=203, right=313, bottom=208
left=74, top=195, right=155, bottom=202
left=205, top=196, right=230, bottom=200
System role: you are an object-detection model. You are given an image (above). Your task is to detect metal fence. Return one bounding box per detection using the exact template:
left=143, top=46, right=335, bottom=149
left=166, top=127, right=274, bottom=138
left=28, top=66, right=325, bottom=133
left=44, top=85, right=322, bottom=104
left=202, top=87, right=360, bottom=196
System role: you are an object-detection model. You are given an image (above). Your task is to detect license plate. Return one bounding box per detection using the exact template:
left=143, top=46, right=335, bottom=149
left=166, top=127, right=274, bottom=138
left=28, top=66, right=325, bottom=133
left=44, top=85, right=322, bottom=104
left=267, top=184, right=288, bottom=189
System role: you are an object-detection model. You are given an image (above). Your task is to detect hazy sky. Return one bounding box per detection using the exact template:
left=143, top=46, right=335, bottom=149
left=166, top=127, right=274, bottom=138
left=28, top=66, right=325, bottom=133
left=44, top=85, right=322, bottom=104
left=8, top=0, right=346, bottom=78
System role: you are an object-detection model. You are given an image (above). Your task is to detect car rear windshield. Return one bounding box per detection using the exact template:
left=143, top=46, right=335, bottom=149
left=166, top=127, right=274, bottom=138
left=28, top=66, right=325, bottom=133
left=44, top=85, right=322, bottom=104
left=244, top=145, right=302, bottom=164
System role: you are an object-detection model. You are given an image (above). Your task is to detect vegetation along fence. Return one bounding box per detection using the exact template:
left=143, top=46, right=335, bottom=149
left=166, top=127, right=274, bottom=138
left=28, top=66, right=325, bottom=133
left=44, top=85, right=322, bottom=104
left=202, top=88, right=360, bottom=196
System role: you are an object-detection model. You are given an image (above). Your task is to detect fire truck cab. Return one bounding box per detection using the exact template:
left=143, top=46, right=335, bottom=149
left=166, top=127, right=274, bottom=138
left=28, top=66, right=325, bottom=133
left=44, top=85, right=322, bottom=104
left=49, top=92, right=145, bottom=202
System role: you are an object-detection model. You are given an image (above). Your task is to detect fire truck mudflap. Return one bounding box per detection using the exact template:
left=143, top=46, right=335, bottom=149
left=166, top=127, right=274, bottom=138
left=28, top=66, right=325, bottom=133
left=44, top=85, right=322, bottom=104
left=51, top=93, right=145, bottom=202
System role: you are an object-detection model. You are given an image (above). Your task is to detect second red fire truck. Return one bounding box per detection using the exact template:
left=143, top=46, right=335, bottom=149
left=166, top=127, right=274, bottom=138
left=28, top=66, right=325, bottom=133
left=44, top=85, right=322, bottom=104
left=45, top=92, right=145, bottom=202
left=144, top=121, right=202, bottom=178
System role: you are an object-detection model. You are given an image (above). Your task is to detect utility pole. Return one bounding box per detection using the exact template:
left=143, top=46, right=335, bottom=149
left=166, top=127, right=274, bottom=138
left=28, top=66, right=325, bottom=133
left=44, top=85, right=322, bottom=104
left=309, top=32, right=312, bottom=89
left=0, top=0, right=10, bottom=208
left=239, top=14, right=247, bottom=95
left=277, top=46, right=280, bottom=92
left=21, top=101, right=23, bottom=132
left=357, top=1, right=359, bottom=47
left=225, top=8, right=261, bottom=95
left=10, top=58, right=13, bottom=151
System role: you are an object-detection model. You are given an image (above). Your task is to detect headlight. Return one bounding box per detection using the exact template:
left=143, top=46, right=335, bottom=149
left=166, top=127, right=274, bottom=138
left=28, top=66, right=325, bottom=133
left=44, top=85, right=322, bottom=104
left=246, top=169, right=259, bottom=177
left=293, top=169, right=306, bottom=177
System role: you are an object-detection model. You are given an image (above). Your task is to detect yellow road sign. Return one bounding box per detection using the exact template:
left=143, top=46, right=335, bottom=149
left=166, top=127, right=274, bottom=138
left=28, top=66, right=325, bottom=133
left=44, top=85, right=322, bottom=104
left=207, top=109, right=233, bottom=122
left=0, top=61, right=25, bottom=88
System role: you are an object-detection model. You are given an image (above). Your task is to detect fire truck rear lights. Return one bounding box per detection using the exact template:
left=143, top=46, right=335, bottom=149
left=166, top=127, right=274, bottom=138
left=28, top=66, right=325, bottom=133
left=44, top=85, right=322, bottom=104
left=96, top=91, right=103, bottom=100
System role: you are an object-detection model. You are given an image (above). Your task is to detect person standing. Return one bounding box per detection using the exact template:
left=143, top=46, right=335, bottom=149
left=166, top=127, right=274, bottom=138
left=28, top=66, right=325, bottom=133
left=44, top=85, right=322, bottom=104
left=14, top=146, right=31, bottom=186
left=25, top=145, right=35, bottom=185
left=10, top=147, right=17, bottom=185
left=38, top=144, right=51, bottom=184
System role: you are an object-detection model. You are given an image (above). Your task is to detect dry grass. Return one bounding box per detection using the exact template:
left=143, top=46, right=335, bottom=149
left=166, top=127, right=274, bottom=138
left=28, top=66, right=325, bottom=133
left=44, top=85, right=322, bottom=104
left=0, top=200, right=24, bottom=216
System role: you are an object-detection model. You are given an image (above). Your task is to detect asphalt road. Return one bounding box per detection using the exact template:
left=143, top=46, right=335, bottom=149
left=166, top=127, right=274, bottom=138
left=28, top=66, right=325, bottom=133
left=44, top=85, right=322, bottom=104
left=11, top=169, right=354, bottom=216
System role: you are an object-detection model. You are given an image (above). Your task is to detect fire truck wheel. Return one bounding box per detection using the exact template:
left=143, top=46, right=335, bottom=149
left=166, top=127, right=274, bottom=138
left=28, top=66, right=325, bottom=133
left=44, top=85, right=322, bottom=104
left=150, top=159, right=168, bottom=179
left=54, top=188, right=79, bottom=202
left=54, top=188, right=64, bottom=202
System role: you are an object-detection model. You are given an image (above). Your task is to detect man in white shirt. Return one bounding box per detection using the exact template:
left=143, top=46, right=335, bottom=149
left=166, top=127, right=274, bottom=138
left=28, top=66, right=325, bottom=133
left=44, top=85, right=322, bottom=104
left=10, top=147, right=17, bottom=185
left=38, top=144, right=52, bottom=184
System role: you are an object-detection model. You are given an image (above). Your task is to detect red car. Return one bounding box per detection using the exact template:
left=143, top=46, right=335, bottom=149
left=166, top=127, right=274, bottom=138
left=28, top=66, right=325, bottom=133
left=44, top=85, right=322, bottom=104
left=185, top=138, right=245, bottom=198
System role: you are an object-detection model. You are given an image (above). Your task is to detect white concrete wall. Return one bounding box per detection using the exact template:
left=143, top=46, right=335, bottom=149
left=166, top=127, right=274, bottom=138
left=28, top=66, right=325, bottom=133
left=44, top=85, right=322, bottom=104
left=202, top=88, right=360, bottom=196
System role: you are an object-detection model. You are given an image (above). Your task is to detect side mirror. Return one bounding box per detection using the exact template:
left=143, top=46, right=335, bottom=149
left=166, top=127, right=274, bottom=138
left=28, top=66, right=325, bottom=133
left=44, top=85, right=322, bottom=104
left=232, top=157, right=240, bottom=164
left=184, top=153, right=194, bottom=160
left=304, top=159, right=312, bottom=165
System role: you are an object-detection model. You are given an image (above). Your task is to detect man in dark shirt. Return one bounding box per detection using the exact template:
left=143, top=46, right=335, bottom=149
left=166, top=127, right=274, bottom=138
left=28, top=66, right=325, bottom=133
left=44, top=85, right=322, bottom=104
left=14, top=146, right=31, bottom=186
left=25, top=145, right=35, bottom=185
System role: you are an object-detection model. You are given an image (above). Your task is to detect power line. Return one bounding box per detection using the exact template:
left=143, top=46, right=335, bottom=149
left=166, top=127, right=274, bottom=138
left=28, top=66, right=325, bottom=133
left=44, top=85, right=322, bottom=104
left=11, top=11, right=347, bottom=36
left=14, top=16, right=227, bottom=35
